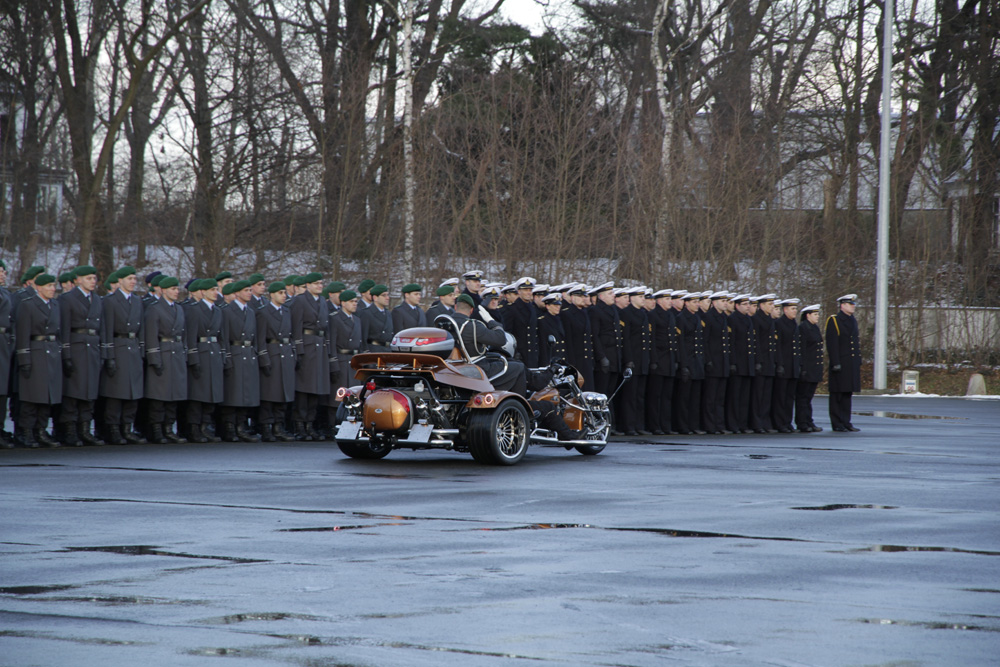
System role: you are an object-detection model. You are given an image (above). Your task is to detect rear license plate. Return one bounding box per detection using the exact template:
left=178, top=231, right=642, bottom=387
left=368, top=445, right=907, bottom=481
left=406, top=423, right=433, bottom=443
left=336, top=421, right=361, bottom=440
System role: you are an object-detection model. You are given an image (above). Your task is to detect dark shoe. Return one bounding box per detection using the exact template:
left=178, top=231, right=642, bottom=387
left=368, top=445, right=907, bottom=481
left=106, top=425, right=127, bottom=445
left=692, top=429, right=707, bottom=435
left=0, top=430, right=13, bottom=448
left=15, top=428, right=39, bottom=448
left=188, top=424, right=209, bottom=444
left=222, top=423, right=239, bottom=442
left=832, top=426, right=848, bottom=432
left=765, top=429, right=778, bottom=434
left=123, top=425, right=147, bottom=444
left=741, top=429, right=754, bottom=434
left=295, top=422, right=312, bottom=441
left=797, top=426, right=812, bottom=433
left=273, top=423, right=296, bottom=442
left=79, top=422, right=104, bottom=446
left=36, top=428, right=61, bottom=448
left=304, top=423, right=322, bottom=441
left=163, top=424, right=187, bottom=444
left=204, top=424, right=222, bottom=443
left=753, top=428, right=767, bottom=434
left=776, top=427, right=792, bottom=434
left=260, top=424, right=276, bottom=442
left=623, top=430, right=638, bottom=437
left=60, top=422, right=84, bottom=447
left=236, top=423, right=261, bottom=443
left=611, top=429, right=624, bottom=436
left=810, top=425, right=823, bottom=432
left=557, top=428, right=585, bottom=442
left=636, top=429, right=651, bottom=436
left=847, top=425, right=860, bottom=432
left=149, top=424, right=168, bottom=444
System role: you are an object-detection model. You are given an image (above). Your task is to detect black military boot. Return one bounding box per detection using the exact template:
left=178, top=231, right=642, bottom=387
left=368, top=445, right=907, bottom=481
left=149, top=423, right=167, bottom=444
left=236, top=423, right=261, bottom=443
left=205, top=424, right=222, bottom=443
left=164, top=423, right=187, bottom=444
left=304, top=422, right=322, bottom=442
left=222, top=423, right=239, bottom=442
left=35, top=428, right=61, bottom=448
left=0, top=429, right=15, bottom=448
left=79, top=421, right=104, bottom=446
left=60, top=422, right=84, bottom=447
left=273, top=422, right=296, bottom=442
left=294, top=422, right=312, bottom=441
left=106, top=424, right=128, bottom=445
left=188, top=423, right=209, bottom=444
left=259, top=423, right=276, bottom=442
left=123, top=424, right=147, bottom=444
left=15, top=427, right=39, bottom=448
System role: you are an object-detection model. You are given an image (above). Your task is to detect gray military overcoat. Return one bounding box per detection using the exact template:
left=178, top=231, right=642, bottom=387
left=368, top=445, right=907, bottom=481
left=256, top=303, right=295, bottom=403
left=99, top=290, right=144, bottom=400
left=185, top=300, right=225, bottom=403
left=14, top=294, right=62, bottom=404
left=59, top=287, right=102, bottom=401
left=221, top=302, right=261, bottom=407
left=144, top=300, right=188, bottom=402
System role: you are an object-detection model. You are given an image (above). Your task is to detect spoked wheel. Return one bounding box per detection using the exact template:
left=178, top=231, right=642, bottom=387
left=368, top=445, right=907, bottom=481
left=576, top=417, right=609, bottom=455
left=337, top=440, right=392, bottom=460
left=467, top=400, right=530, bottom=465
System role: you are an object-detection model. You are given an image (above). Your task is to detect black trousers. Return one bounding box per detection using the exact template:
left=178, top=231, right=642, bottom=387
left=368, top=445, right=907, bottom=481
left=17, top=401, right=52, bottom=430
left=294, top=392, right=320, bottom=423
left=828, top=391, right=853, bottom=429
left=749, top=375, right=774, bottom=431
left=59, top=397, right=95, bottom=424
left=725, top=375, right=752, bottom=432
left=618, top=373, right=646, bottom=432
left=794, top=381, right=818, bottom=428
left=771, top=377, right=797, bottom=430
left=103, top=398, right=138, bottom=425
left=147, top=399, right=178, bottom=425
left=673, top=377, right=701, bottom=434
left=259, top=400, right=288, bottom=425
left=220, top=406, right=249, bottom=426
left=186, top=400, right=215, bottom=426
left=644, top=374, right=673, bottom=432
left=595, top=369, right=620, bottom=428
left=701, top=376, right=727, bottom=433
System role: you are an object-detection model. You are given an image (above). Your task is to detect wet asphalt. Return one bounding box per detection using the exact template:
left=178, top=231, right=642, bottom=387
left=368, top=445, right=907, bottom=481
left=1, top=395, right=998, bottom=666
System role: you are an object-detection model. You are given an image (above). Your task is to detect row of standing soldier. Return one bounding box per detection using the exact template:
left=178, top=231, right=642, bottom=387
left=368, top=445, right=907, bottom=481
left=1, top=264, right=862, bottom=449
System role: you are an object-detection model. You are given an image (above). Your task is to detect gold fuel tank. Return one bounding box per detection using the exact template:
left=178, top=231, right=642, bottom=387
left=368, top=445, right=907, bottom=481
left=362, top=389, right=412, bottom=433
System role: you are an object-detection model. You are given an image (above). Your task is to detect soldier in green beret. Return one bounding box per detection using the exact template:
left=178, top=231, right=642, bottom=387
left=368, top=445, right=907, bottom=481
left=215, top=271, right=234, bottom=306
left=327, top=288, right=363, bottom=427
left=59, top=272, right=76, bottom=293
left=14, top=273, right=62, bottom=447
left=359, top=284, right=393, bottom=352
left=142, top=273, right=165, bottom=309
left=290, top=272, right=331, bottom=440
left=56, top=265, right=103, bottom=446
left=356, top=279, right=376, bottom=309
left=426, top=284, right=457, bottom=322
left=11, top=265, right=46, bottom=317
left=99, top=266, right=146, bottom=445
left=324, top=281, right=345, bottom=312
left=248, top=273, right=267, bottom=309
left=143, top=277, right=188, bottom=443
left=256, top=282, right=296, bottom=441
left=184, top=279, right=224, bottom=443
left=219, top=280, right=261, bottom=442
left=392, top=283, right=426, bottom=331
left=283, top=275, right=299, bottom=300
left=0, top=260, right=12, bottom=447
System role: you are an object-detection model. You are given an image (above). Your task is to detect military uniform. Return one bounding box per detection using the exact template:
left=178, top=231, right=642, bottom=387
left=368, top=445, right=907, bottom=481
left=795, top=306, right=824, bottom=432
left=675, top=299, right=706, bottom=434
left=256, top=299, right=296, bottom=441
left=750, top=299, right=777, bottom=433
left=589, top=288, right=622, bottom=400
left=360, top=304, right=393, bottom=352
left=14, top=290, right=62, bottom=446
left=560, top=298, right=595, bottom=390
left=645, top=298, right=676, bottom=434
left=291, top=291, right=331, bottom=439
left=537, top=307, right=567, bottom=366
left=58, top=286, right=103, bottom=445
left=0, top=285, right=14, bottom=447
left=618, top=298, right=651, bottom=434
left=725, top=299, right=756, bottom=433
left=99, top=289, right=145, bottom=443
left=701, top=299, right=731, bottom=434
left=185, top=297, right=225, bottom=442
left=826, top=296, right=861, bottom=431
left=143, top=295, right=187, bottom=443
left=329, top=308, right=363, bottom=402
left=772, top=304, right=802, bottom=432
left=391, top=302, right=427, bottom=332
left=507, top=297, right=539, bottom=367
left=220, top=299, right=262, bottom=441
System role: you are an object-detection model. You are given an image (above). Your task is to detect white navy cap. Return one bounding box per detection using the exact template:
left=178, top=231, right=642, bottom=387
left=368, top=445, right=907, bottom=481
left=531, top=284, right=550, bottom=295
left=541, top=293, right=561, bottom=304
left=589, top=281, right=613, bottom=295
left=462, top=270, right=484, bottom=280
left=439, top=277, right=459, bottom=287
left=502, top=283, right=517, bottom=293
left=613, top=287, right=627, bottom=296
left=481, top=285, right=500, bottom=297
left=757, top=293, right=778, bottom=302
left=780, top=298, right=801, bottom=307
left=568, top=284, right=588, bottom=296
left=710, top=291, right=729, bottom=300
left=837, top=293, right=857, bottom=303
left=682, top=291, right=702, bottom=300
left=732, top=294, right=752, bottom=303
left=800, top=303, right=820, bottom=313
left=514, top=277, right=536, bottom=289
left=652, top=288, right=671, bottom=298
left=671, top=289, right=688, bottom=298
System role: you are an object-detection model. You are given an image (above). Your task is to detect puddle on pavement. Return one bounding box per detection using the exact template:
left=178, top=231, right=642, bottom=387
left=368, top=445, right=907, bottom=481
left=853, top=411, right=965, bottom=420
left=278, top=524, right=375, bottom=532
left=199, top=612, right=328, bottom=624
left=792, top=504, right=898, bottom=511
left=0, top=630, right=148, bottom=646
left=61, top=545, right=268, bottom=563
left=747, top=454, right=773, bottom=459
left=855, top=618, right=1000, bottom=632
left=963, top=588, right=1000, bottom=594
left=481, top=523, right=809, bottom=543
left=0, top=584, right=78, bottom=595
left=847, top=544, right=1000, bottom=557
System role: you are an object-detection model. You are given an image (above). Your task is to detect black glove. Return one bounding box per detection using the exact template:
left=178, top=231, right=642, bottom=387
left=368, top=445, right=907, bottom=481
left=831, top=364, right=841, bottom=372
left=295, top=355, right=303, bottom=370
left=152, top=364, right=163, bottom=377
left=681, top=367, right=691, bottom=381
left=600, top=357, right=610, bottom=372
left=755, top=362, right=762, bottom=372
left=650, top=362, right=658, bottom=371
left=63, top=358, right=75, bottom=377
left=776, top=365, right=785, bottom=376
left=730, top=364, right=737, bottom=373
left=105, top=359, right=118, bottom=377
left=224, top=365, right=233, bottom=377
left=625, top=361, right=635, bottom=370
left=191, top=364, right=201, bottom=379
left=20, top=364, right=31, bottom=379
left=705, top=361, right=714, bottom=370
left=261, top=365, right=272, bottom=377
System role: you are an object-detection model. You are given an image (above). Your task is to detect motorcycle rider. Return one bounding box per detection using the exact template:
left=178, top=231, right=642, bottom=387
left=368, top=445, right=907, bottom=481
left=447, top=294, right=527, bottom=396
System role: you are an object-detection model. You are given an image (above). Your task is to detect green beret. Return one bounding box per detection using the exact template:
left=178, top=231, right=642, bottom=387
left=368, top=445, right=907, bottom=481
left=436, top=285, right=454, bottom=297
left=267, top=281, right=286, bottom=294
left=74, top=265, right=97, bottom=278
left=231, top=279, right=252, bottom=292
left=292, top=275, right=308, bottom=287
left=22, top=265, right=45, bottom=283
left=328, top=281, right=346, bottom=292
left=58, top=272, right=75, bottom=284
left=150, top=274, right=165, bottom=287
left=322, top=282, right=338, bottom=296
left=215, top=271, right=232, bottom=281
left=158, top=276, right=179, bottom=289
left=35, top=273, right=56, bottom=287
left=357, top=279, right=376, bottom=293
left=401, top=283, right=421, bottom=294
left=303, top=271, right=323, bottom=284
left=284, top=274, right=299, bottom=286
left=103, top=278, right=112, bottom=290
left=188, top=279, right=204, bottom=292
left=456, top=293, right=475, bottom=308
left=221, top=282, right=236, bottom=296
left=117, top=265, right=136, bottom=278
left=248, top=273, right=265, bottom=284
left=0, top=259, right=5, bottom=270
left=108, top=271, right=120, bottom=284
left=370, top=284, right=388, bottom=296
left=339, top=289, right=358, bottom=302
left=201, top=278, right=218, bottom=290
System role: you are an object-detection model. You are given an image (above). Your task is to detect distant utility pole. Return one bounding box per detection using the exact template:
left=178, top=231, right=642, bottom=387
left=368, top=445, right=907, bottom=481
left=874, top=0, right=893, bottom=391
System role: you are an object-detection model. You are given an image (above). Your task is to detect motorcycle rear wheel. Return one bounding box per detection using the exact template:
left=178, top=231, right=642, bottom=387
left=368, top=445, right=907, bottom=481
left=467, top=400, right=530, bottom=465
left=337, top=440, right=393, bottom=460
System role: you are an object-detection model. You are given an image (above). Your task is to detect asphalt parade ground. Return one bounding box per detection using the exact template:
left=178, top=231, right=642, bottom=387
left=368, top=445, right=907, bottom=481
left=2, top=395, right=998, bottom=666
